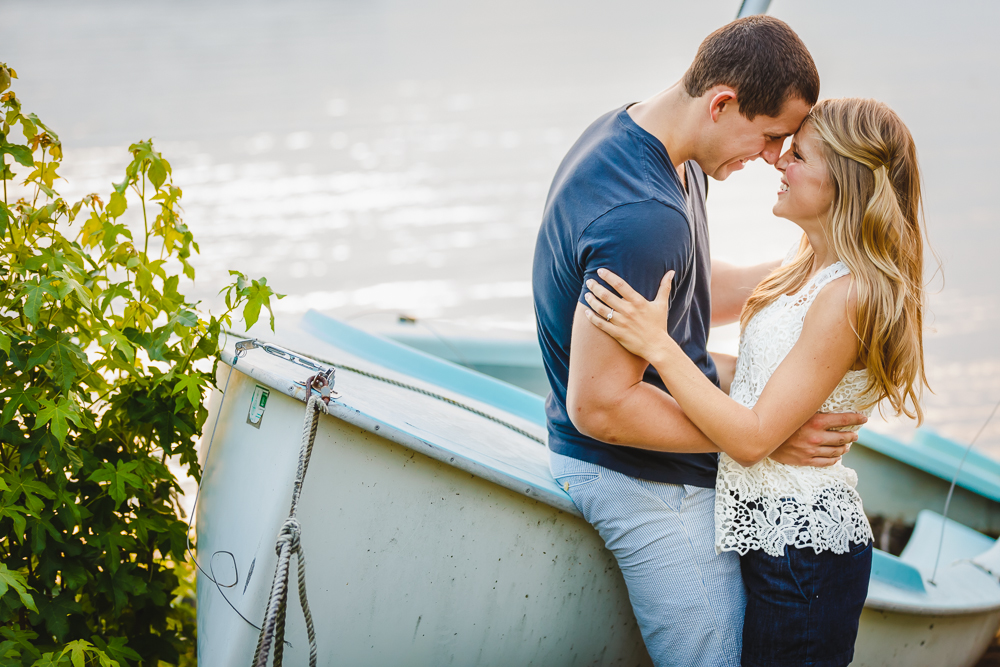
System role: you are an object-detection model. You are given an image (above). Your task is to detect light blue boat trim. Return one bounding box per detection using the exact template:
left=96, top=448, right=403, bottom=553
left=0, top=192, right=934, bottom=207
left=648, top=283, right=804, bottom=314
left=386, top=332, right=543, bottom=368
left=858, top=428, right=1000, bottom=503
left=301, top=310, right=547, bottom=427
left=912, top=430, right=1000, bottom=479
left=871, top=549, right=926, bottom=593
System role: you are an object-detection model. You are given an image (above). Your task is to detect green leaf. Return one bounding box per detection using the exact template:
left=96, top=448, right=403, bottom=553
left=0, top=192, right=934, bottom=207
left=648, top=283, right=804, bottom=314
left=106, top=190, right=127, bottom=218
left=51, top=270, right=91, bottom=308
left=1, top=625, right=42, bottom=662
left=100, top=329, right=135, bottom=364
left=4, top=475, right=55, bottom=517
left=0, top=202, right=9, bottom=239
left=58, top=560, right=88, bottom=591
left=148, top=156, right=166, bottom=190
left=242, top=277, right=284, bottom=331
left=1, top=384, right=38, bottom=424
left=25, top=330, right=88, bottom=392
left=33, top=590, right=81, bottom=643
left=242, top=295, right=262, bottom=329
left=99, top=281, right=132, bottom=315
left=34, top=396, right=83, bottom=444
left=2, top=142, right=33, bottom=167
left=135, top=261, right=153, bottom=294
left=88, top=460, right=142, bottom=506
left=26, top=113, right=59, bottom=142
left=0, top=563, right=37, bottom=612
left=1, top=503, right=26, bottom=539
left=171, top=308, right=198, bottom=329
left=62, top=640, right=104, bottom=667
left=19, top=278, right=58, bottom=325
left=171, top=374, right=204, bottom=410
left=89, top=637, right=137, bottom=666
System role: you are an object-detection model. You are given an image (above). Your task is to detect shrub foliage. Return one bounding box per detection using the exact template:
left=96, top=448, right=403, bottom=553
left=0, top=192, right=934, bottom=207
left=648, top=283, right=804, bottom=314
left=0, top=63, right=281, bottom=665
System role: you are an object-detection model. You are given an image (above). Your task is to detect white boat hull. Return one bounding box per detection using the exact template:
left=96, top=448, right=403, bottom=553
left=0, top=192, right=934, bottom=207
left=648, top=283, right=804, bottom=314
left=197, top=366, right=651, bottom=666
left=853, top=607, right=1000, bottom=667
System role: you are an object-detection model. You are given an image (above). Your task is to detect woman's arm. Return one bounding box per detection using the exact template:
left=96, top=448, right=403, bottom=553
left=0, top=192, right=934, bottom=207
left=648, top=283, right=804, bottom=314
left=584, top=268, right=862, bottom=467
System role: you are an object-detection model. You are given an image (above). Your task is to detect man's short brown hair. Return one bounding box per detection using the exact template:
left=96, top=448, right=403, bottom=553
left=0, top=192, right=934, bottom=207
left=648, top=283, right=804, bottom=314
left=683, top=15, right=819, bottom=121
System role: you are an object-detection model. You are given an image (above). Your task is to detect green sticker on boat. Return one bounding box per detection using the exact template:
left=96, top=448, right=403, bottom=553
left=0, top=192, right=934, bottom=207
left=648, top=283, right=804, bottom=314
left=248, top=385, right=269, bottom=428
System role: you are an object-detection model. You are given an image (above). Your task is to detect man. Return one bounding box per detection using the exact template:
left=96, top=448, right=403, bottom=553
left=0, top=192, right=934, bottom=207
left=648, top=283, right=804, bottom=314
left=531, top=15, right=866, bottom=667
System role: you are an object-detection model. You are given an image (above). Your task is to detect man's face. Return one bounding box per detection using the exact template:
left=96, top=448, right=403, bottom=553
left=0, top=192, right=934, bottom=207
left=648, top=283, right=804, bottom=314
left=704, top=96, right=812, bottom=181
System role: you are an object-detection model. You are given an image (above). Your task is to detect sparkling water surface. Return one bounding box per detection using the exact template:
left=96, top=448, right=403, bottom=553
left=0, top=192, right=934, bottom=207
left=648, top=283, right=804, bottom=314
left=3, top=0, right=999, bottom=454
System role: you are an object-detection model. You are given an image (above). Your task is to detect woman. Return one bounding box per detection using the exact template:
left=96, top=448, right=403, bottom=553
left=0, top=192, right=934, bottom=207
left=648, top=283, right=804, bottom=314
left=582, top=98, right=929, bottom=667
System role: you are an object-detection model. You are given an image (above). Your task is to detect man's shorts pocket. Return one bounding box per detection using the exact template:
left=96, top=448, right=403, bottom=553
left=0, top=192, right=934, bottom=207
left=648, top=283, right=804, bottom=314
left=553, top=471, right=601, bottom=492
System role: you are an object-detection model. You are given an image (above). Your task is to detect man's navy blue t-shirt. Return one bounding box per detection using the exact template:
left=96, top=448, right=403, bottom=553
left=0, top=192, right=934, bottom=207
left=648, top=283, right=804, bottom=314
left=532, top=104, right=719, bottom=487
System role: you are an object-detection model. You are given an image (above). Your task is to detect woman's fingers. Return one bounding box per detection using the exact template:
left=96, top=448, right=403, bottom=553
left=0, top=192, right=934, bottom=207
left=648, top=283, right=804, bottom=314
left=583, top=292, right=614, bottom=321
left=586, top=278, right=626, bottom=312
left=596, top=268, right=644, bottom=303
left=583, top=305, right=615, bottom=335
left=654, top=270, right=676, bottom=305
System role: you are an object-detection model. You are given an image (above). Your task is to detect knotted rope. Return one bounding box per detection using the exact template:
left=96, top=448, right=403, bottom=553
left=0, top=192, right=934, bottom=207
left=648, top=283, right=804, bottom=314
left=252, top=383, right=329, bottom=667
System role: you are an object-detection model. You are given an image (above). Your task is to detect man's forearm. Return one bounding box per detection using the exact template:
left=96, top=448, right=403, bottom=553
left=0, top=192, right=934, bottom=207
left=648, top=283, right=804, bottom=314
left=711, top=259, right=780, bottom=326
left=580, top=381, right=720, bottom=454
left=568, top=303, right=719, bottom=455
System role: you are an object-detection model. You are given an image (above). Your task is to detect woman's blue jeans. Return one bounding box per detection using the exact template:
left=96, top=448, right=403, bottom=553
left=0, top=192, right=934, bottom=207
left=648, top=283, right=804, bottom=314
left=740, top=539, right=873, bottom=667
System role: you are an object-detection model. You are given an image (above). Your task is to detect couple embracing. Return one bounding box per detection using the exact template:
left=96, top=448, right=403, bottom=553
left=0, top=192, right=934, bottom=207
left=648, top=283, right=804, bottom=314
left=532, top=15, right=928, bottom=667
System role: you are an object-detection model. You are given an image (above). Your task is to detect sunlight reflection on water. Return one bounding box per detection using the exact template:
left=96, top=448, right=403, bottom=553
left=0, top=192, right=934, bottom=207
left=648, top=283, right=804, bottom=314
left=5, top=0, right=1000, bottom=455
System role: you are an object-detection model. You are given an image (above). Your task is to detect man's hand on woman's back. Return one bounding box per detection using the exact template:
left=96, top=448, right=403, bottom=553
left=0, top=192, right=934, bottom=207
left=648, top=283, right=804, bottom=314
left=769, top=412, right=868, bottom=467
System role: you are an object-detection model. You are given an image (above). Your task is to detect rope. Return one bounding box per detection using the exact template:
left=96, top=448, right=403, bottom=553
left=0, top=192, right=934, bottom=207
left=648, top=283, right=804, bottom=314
left=333, top=362, right=545, bottom=445
left=252, top=394, right=325, bottom=667
left=230, top=337, right=546, bottom=446
left=929, top=395, right=1000, bottom=585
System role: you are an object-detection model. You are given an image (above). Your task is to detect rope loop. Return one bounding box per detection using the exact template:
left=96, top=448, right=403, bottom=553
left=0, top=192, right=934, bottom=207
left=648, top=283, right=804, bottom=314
left=275, top=518, right=302, bottom=555
left=252, top=392, right=323, bottom=667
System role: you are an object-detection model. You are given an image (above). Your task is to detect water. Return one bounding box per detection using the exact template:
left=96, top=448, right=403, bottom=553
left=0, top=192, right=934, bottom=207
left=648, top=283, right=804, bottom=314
left=3, top=0, right=999, bottom=454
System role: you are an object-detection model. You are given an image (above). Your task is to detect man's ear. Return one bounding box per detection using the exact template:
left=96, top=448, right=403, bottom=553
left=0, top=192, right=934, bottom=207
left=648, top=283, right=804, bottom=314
left=708, top=88, right=738, bottom=123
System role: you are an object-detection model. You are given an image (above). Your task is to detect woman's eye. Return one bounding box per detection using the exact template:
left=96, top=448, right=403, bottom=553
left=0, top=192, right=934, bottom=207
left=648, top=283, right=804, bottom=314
left=793, top=151, right=803, bottom=160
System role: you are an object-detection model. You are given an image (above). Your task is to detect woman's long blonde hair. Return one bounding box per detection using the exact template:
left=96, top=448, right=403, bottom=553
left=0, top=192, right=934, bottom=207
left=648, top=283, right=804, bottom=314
left=740, top=98, right=930, bottom=422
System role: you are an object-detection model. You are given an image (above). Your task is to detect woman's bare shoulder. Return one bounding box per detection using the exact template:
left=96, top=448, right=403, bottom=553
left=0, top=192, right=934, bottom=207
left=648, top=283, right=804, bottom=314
left=804, top=273, right=859, bottom=338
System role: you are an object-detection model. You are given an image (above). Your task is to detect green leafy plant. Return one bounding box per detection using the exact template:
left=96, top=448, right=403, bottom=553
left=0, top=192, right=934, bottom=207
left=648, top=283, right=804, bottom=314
left=0, top=63, right=282, bottom=665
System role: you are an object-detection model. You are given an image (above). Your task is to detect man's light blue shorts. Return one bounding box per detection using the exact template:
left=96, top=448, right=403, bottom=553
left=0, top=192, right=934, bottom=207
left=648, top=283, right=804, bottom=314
left=550, top=451, right=745, bottom=667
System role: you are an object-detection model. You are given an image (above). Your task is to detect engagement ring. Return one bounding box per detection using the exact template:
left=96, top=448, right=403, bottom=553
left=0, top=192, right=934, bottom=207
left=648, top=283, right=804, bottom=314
left=606, top=309, right=614, bottom=322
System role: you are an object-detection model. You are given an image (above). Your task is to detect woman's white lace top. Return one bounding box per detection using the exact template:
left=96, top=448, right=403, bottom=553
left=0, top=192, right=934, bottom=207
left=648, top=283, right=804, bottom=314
left=715, top=261, right=874, bottom=557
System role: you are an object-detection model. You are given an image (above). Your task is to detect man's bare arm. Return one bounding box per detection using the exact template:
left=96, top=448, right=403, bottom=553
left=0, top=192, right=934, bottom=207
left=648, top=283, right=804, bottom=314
left=569, top=303, right=860, bottom=464
left=711, top=259, right=780, bottom=326
left=567, top=304, right=718, bottom=452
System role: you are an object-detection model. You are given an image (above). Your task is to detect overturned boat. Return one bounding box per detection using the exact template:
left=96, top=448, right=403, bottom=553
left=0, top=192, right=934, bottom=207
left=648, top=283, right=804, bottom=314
left=196, top=310, right=1000, bottom=666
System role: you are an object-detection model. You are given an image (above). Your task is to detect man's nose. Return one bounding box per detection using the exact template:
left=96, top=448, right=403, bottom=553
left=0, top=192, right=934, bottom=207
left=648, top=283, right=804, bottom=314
left=761, top=144, right=782, bottom=165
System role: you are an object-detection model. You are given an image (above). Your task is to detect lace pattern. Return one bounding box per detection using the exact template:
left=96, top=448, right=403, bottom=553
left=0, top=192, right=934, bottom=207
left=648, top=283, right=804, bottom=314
left=716, top=262, right=875, bottom=557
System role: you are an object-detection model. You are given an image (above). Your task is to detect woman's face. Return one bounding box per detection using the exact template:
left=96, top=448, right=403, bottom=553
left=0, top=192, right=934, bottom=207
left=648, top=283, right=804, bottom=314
left=773, top=122, right=835, bottom=227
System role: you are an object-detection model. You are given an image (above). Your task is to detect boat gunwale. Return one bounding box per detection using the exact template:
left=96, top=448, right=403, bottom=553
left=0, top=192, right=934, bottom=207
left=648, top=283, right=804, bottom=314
left=217, top=349, right=583, bottom=519
left=863, top=593, right=1000, bottom=616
